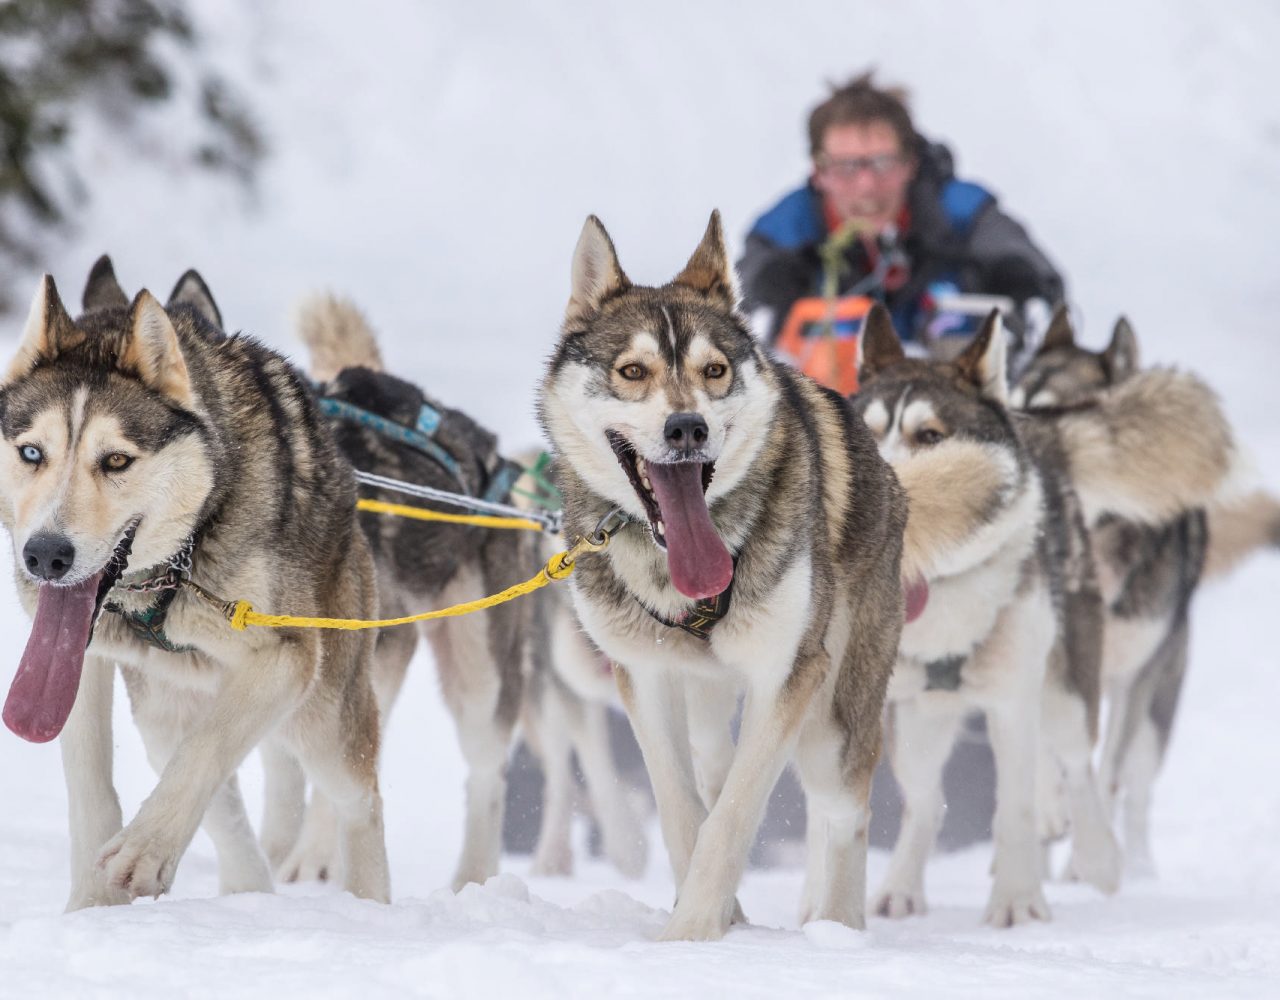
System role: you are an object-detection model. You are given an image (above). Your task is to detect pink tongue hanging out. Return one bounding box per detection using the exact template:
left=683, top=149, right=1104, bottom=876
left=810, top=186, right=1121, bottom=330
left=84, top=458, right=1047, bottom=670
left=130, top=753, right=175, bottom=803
left=645, top=461, right=733, bottom=600
left=3, top=573, right=102, bottom=743
left=903, top=574, right=929, bottom=624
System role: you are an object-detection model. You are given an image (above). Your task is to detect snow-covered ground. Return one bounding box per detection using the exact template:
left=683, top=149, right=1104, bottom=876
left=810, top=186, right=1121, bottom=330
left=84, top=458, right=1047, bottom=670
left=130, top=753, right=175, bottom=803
left=2, top=1, right=1279, bottom=996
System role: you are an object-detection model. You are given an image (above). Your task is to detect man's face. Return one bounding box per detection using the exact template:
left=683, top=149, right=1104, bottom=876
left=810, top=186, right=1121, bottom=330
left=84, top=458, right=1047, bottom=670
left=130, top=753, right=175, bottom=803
left=812, top=121, right=915, bottom=233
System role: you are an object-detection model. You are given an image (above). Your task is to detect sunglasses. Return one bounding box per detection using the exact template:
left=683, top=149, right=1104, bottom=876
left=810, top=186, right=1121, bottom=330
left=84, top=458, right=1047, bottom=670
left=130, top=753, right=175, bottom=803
left=816, top=153, right=906, bottom=179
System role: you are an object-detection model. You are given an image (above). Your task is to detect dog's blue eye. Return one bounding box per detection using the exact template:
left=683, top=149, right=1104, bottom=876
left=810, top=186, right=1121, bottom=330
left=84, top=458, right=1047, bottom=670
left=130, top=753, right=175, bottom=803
left=18, top=445, right=42, bottom=464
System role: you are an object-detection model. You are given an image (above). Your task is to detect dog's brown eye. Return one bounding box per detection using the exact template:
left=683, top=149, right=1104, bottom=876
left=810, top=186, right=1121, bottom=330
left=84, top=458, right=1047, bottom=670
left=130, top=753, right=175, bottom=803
left=619, top=363, right=647, bottom=381
left=704, top=362, right=727, bottom=380
left=102, top=452, right=134, bottom=473
left=915, top=428, right=944, bottom=446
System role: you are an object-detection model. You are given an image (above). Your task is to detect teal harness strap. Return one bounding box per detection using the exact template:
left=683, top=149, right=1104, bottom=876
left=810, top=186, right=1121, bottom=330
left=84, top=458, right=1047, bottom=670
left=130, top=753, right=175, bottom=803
left=320, top=397, right=555, bottom=515
left=104, top=587, right=194, bottom=654
left=509, top=450, right=563, bottom=511
left=482, top=460, right=522, bottom=505
left=318, top=397, right=464, bottom=484
left=415, top=401, right=441, bottom=435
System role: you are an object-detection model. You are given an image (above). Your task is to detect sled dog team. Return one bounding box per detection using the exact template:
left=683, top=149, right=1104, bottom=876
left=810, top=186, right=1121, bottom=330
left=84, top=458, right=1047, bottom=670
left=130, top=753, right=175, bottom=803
left=0, top=212, right=1270, bottom=940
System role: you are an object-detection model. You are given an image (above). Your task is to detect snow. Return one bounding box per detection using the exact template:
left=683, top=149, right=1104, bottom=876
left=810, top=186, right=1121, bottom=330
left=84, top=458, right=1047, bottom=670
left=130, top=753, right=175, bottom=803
left=2, top=1, right=1280, bottom=996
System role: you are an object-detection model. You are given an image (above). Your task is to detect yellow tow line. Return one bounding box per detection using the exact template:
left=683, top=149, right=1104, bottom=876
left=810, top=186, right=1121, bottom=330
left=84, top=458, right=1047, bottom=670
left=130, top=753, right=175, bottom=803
left=181, top=522, right=618, bottom=633
left=355, top=497, right=546, bottom=532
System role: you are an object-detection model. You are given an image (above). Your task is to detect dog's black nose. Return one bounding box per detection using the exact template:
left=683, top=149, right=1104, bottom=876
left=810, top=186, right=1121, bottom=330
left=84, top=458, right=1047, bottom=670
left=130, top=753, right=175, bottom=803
left=23, top=532, right=76, bottom=582
left=664, top=412, right=709, bottom=454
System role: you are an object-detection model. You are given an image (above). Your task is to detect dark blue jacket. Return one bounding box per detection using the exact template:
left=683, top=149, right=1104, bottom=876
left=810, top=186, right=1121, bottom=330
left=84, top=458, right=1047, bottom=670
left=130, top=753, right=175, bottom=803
left=738, top=139, right=1064, bottom=342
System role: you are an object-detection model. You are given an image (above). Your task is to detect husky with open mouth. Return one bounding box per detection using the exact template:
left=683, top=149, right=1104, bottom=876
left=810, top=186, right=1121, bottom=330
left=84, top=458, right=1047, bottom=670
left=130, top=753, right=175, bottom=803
left=539, top=212, right=907, bottom=941
left=0, top=259, right=389, bottom=911
left=853, top=305, right=1234, bottom=924
left=264, top=297, right=647, bottom=890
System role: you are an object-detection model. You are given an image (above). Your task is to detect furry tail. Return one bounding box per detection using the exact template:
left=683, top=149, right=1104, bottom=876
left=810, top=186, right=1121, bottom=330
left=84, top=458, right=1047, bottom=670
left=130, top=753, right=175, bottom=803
left=1057, top=367, right=1234, bottom=525
left=1203, top=490, right=1280, bottom=581
left=295, top=293, right=384, bottom=381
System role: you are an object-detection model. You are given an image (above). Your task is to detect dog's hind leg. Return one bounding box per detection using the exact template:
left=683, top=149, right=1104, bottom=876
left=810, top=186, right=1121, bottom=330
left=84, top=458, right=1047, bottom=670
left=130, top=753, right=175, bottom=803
left=276, top=792, right=339, bottom=884
left=298, top=623, right=388, bottom=902
left=572, top=700, right=648, bottom=878
left=430, top=576, right=522, bottom=891
left=873, top=695, right=964, bottom=919
left=528, top=676, right=577, bottom=877
left=61, top=655, right=130, bottom=911
left=270, top=609, right=419, bottom=888
left=614, top=664, right=708, bottom=891
left=372, top=609, right=418, bottom=728
left=794, top=706, right=878, bottom=928
left=546, top=607, right=647, bottom=877
left=122, top=668, right=273, bottom=896
left=259, top=741, right=306, bottom=872
left=204, top=773, right=275, bottom=894
left=1041, top=678, right=1121, bottom=894
left=1114, top=621, right=1189, bottom=879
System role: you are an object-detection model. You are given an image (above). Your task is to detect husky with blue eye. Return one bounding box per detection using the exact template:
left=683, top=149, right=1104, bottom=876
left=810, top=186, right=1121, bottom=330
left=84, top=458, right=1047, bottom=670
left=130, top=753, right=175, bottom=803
left=0, top=258, right=389, bottom=911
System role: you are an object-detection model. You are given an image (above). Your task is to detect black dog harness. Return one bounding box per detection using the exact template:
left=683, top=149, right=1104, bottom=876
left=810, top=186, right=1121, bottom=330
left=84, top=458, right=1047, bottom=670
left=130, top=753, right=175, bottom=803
left=316, top=395, right=522, bottom=508
left=639, top=582, right=735, bottom=641
left=103, top=535, right=198, bottom=653
left=629, top=520, right=738, bottom=640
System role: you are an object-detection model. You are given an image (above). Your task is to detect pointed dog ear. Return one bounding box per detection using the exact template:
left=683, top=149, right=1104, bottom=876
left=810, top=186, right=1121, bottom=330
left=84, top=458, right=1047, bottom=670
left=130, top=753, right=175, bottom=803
left=670, top=210, right=738, bottom=310
left=1040, top=302, right=1076, bottom=352
left=167, top=268, right=224, bottom=331
left=82, top=255, right=130, bottom=312
left=122, top=291, right=197, bottom=409
left=1103, top=316, right=1139, bottom=382
left=954, top=309, right=1009, bottom=404
left=856, top=303, right=905, bottom=382
left=3, top=276, right=83, bottom=386
left=564, top=215, right=631, bottom=328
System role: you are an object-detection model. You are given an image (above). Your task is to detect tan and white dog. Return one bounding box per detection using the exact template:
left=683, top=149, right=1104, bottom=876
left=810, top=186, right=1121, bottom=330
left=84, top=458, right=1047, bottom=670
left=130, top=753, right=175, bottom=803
left=854, top=305, right=1234, bottom=924
left=539, top=212, right=907, bottom=940
left=1014, top=309, right=1275, bottom=875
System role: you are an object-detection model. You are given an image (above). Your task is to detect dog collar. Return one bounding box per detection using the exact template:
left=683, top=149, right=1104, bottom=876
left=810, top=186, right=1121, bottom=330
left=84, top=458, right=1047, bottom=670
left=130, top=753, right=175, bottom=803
left=603, top=511, right=737, bottom=641
left=638, top=580, right=735, bottom=641
left=636, top=546, right=739, bottom=641
left=102, top=534, right=198, bottom=653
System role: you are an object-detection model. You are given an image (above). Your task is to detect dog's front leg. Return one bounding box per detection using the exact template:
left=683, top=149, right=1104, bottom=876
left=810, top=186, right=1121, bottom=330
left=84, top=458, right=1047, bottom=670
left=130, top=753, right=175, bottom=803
left=872, top=694, right=966, bottom=919
left=61, top=654, right=129, bottom=911
left=985, top=692, right=1052, bottom=926
left=660, top=653, right=827, bottom=942
left=614, top=663, right=707, bottom=887
left=97, top=640, right=309, bottom=899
